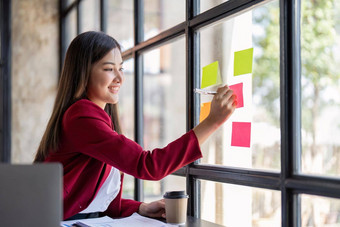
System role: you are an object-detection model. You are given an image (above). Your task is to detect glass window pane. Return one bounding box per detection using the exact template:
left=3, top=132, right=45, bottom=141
left=122, top=174, right=134, bottom=199
left=119, top=58, right=134, bottom=140
left=200, top=0, right=230, bottom=13
left=144, top=0, right=185, bottom=40
left=119, top=58, right=135, bottom=199
left=143, top=37, right=186, bottom=149
left=107, top=0, right=134, bottom=50
left=142, top=38, right=186, bottom=201
left=201, top=180, right=281, bottom=226
left=301, top=194, right=340, bottom=226
left=198, top=1, right=280, bottom=170
left=65, top=9, right=77, bottom=49
left=301, top=0, right=340, bottom=177
left=80, top=0, right=100, bottom=32
left=144, top=175, right=186, bottom=203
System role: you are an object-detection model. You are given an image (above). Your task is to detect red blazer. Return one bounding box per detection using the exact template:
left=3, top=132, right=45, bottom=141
left=45, top=99, right=202, bottom=220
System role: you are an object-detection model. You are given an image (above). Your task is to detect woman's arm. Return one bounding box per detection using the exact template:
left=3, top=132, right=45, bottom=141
left=193, top=85, right=237, bottom=145
left=65, top=111, right=202, bottom=181
left=64, top=88, right=235, bottom=181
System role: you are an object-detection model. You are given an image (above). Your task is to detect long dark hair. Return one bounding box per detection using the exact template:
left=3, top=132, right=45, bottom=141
left=34, top=31, right=122, bottom=162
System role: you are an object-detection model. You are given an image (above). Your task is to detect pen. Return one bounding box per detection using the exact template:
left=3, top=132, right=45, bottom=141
left=194, top=88, right=217, bottom=95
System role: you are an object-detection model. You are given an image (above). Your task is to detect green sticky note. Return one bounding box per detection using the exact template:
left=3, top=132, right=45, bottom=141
left=234, top=48, right=254, bottom=76
left=202, top=61, right=221, bottom=88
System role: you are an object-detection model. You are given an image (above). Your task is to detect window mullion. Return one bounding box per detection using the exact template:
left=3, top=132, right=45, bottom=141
left=59, top=0, right=67, bottom=75
left=76, top=1, right=81, bottom=34
left=186, top=0, right=200, bottom=218
left=100, top=0, right=107, bottom=32
left=134, top=0, right=144, bottom=203
left=280, top=0, right=301, bottom=226
left=0, top=0, right=11, bottom=163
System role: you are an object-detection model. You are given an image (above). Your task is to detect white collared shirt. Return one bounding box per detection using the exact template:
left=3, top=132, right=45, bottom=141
left=80, top=166, right=121, bottom=213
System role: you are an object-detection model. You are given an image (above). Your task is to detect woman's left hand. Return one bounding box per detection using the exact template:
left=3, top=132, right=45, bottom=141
left=138, top=199, right=166, bottom=219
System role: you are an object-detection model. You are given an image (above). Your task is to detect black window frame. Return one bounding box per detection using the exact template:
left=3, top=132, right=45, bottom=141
left=59, top=0, right=340, bottom=226
left=0, top=0, right=11, bottom=163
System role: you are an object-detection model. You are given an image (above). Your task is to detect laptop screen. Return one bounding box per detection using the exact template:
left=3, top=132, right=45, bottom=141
left=0, top=163, right=62, bottom=227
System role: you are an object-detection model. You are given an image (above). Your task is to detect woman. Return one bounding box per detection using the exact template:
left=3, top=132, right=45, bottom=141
left=34, top=31, right=237, bottom=220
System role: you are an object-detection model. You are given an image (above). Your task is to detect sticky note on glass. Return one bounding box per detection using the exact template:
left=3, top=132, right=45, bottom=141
left=199, top=102, right=211, bottom=122
left=231, top=122, right=251, bottom=148
left=202, top=61, right=222, bottom=88
left=234, top=48, right=253, bottom=76
left=229, top=83, right=244, bottom=108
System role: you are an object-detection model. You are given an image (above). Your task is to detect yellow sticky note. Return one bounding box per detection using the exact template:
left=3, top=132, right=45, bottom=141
left=202, top=61, right=222, bottom=88
left=200, top=102, right=211, bottom=122
left=234, top=48, right=253, bottom=76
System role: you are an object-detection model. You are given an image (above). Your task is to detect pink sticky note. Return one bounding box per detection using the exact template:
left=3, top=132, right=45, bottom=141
left=231, top=122, right=251, bottom=148
left=229, top=83, right=244, bottom=108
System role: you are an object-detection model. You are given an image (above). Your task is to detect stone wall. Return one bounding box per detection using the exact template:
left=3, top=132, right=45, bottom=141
left=11, top=0, right=58, bottom=163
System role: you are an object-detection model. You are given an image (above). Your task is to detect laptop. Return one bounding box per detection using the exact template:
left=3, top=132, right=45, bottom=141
left=0, top=163, right=62, bottom=227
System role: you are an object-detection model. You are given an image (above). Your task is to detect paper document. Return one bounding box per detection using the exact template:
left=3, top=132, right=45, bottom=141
left=61, top=212, right=178, bottom=227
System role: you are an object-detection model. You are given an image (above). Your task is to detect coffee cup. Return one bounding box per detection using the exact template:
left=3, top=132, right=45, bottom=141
left=163, top=191, right=189, bottom=225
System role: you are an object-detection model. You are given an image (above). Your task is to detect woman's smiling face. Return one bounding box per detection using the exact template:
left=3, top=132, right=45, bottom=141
left=87, top=48, right=124, bottom=109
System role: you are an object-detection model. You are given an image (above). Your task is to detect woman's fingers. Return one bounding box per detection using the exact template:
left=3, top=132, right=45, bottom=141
left=232, top=96, right=238, bottom=107
left=215, top=87, right=236, bottom=107
left=223, top=89, right=235, bottom=101
left=207, top=85, right=238, bottom=125
left=215, top=85, right=230, bottom=98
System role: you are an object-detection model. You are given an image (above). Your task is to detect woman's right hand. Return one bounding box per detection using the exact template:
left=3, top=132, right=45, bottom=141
left=193, top=85, right=237, bottom=145
left=207, top=85, right=237, bottom=127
